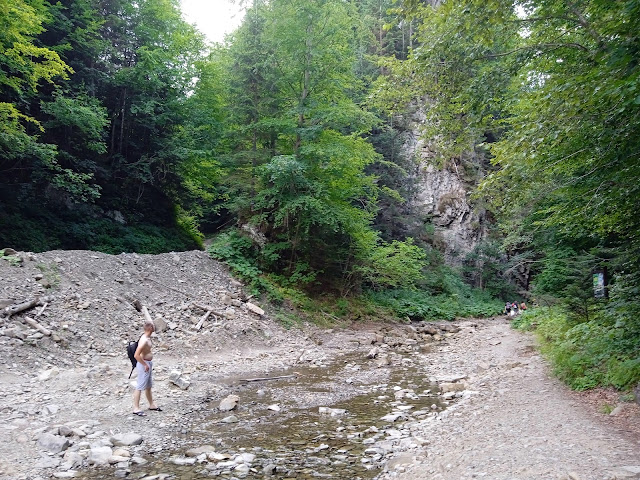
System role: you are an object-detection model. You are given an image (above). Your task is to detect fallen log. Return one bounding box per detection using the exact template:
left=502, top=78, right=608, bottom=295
left=192, top=302, right=226, bottom=318
left=239, top=374, right=298, bottom=383
left=2, top=298, right=40, bottom=318
left=23, top=316, right=51, bottom=336
left=195, top=310, right=211, bottom=330
left=142, top=306, right=154, bottom=324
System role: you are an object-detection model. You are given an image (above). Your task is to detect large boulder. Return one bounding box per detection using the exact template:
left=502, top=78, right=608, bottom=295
left=37, top=432, right=70, bottom=453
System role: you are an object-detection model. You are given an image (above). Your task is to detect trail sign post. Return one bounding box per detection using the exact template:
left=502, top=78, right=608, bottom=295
left=593, top=268, right=607, bottom=299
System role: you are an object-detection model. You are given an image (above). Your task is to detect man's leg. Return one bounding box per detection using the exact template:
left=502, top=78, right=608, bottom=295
left=133, top=389, right=142, bottom=412
left=144, top=388, right=158, bottom=409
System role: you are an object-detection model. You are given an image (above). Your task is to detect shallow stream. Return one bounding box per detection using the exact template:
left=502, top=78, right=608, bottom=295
left=78, top=350, right=449, bottom=479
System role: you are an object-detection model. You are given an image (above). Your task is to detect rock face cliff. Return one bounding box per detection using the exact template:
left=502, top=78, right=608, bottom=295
left=400, top=124, right=488, bottom=266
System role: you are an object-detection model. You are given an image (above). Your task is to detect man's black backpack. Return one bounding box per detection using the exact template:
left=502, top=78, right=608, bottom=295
left=127, top=340, right=138, bottom=379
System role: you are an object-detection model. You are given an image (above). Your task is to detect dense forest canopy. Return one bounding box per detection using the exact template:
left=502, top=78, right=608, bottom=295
left=0, top=0, right=638, bottom=390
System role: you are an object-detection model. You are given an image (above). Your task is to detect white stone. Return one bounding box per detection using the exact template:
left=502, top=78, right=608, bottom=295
left=186, top=445, right=216, bottom=457
left=318, top=407, right=346, bottom=416
left=110, top=433, right=143, bottom=446
left=245, top=302, right=265, bottom=316
left=219, top=394, right=239, bottom=411
left=88, top=446, right=113, bottom=465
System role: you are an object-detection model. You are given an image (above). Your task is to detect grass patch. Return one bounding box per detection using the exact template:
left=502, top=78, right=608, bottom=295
left=366, top=287, right=503, bottom=322
left=36, top=263, right=61, bottom=289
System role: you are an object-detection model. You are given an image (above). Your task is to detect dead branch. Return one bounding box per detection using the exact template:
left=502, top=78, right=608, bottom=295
left=36, top=302, right=48, bottom=317
left=192, top=302, right=226, bottom=318
left=239, top=374, right=298, bottom=383
left=2, top=298, right=40, bottom=318
left=23, top=316, right=51, bottom=336
left=195, top=310, right=211, bottom=331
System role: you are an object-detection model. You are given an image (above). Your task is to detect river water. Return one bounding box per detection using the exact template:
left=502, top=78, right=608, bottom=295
left=76, top=349, right=451, bottom=479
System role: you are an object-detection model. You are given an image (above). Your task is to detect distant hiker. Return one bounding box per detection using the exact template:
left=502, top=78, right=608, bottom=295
left=511, top=302, right=519, bottom=316
left=520, top=301, right=527, bottom=311
left=504, top=302, right=512, bottom=315
left=132, top=319, right=162, bottom=416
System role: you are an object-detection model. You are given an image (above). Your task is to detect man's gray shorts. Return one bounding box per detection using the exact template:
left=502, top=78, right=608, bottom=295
left=136, top=360, right=153, bottom=390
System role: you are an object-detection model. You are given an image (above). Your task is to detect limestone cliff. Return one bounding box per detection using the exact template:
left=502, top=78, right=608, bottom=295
left=400, top=123, right=488, bottom=266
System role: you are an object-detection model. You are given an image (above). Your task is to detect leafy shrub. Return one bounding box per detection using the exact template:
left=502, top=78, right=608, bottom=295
left=208, top=231, right=260, bottom=274
left=358, top=238, right=427, bottom=290
left=367, top=287, right=502, bottom=322
left=514, top=306, right=640, bottom=391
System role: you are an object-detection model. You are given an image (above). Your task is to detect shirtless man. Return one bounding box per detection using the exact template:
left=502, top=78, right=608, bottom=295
left=132, top=320, right=161, bottom=416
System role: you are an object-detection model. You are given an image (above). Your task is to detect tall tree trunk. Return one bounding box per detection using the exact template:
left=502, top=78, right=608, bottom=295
left=119, top=87, right=127, bottom=154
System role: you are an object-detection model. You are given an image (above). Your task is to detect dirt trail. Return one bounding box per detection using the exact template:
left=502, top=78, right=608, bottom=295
left=381, top=319, right=640, bottom=480
left=0, top=250, right=638, bottom=480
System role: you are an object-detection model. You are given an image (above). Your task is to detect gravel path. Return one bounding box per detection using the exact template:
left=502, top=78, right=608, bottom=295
left=378, top=318, right=640, bottom=480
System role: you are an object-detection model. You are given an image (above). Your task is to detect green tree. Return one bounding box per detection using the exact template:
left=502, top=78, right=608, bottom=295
left=0, top=0, right=83, bottom=198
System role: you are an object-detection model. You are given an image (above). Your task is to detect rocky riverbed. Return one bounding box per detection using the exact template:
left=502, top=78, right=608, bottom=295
left=1, top=249, right=639, bottom=480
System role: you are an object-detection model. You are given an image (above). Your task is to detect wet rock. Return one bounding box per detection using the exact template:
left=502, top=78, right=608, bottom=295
left=186, top=445, right=216, bottom=457
left=108, top=455, right=130, bottom=464
left=263, top=464, right=277, bottom=475
left=381, top=413, right=407, bottom=422
left=367, top=347, right=380, bottom=359
left=267, top=404, right=281, bottom=412
left=319, top=407, right=347, bottom=416
left=221, top=415, right=239, bottom=423
left=219, top=394, right=240, bottom=411
left=53, top=472, right=78, bottom=478
left=170, top=456, right=197, bottom=466
left=208, top=452, right=230, bottom=461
